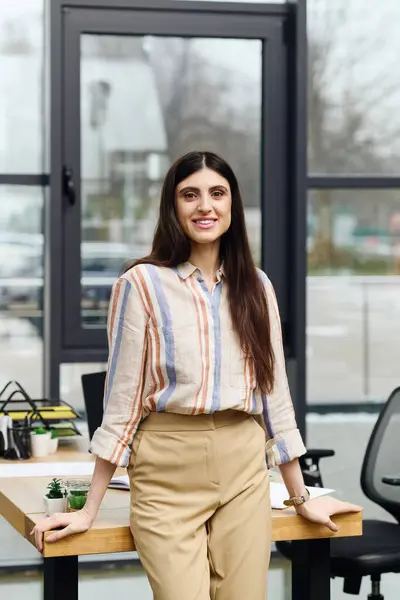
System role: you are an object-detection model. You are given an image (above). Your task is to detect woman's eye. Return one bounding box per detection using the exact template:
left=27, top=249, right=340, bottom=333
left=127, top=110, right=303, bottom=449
left=213, top=190, right=223, bottom=198
left=184, top=193, right=196, bottom=199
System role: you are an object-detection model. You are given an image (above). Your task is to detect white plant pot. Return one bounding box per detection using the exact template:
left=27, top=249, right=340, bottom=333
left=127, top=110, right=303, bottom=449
left=48, top=437, right=59, bottom=454
left=44, top=496, right=67, bottom=517
left=30, top=432, right=51, bottom=458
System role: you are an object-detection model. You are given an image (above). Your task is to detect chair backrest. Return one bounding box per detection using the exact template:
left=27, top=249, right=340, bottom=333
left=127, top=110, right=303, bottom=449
left=361, top=386, right=400, bottom=523
left=81, top=372, right=106, bottom=441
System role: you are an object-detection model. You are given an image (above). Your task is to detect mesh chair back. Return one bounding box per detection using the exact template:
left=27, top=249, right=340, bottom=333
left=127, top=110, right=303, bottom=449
left=361, top=386, right=400, bottom=523
left=81, top=371, right=106, bottom=441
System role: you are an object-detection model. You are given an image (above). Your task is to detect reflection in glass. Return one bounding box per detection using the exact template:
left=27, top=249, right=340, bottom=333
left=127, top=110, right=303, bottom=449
left=0, top=1, right=44, bottom=173
left=0, top=186, right=43, bottom=396
left=308, top=0, right=400, bottom=174
left=80, top=35, right=262, bottom=327
left=307, top=189, right=400, bottom=405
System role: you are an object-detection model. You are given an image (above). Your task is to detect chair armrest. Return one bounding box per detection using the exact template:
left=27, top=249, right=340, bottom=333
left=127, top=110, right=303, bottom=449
left=299, top=449, right=335, bottom=488
left=303, top=449, right=335, bottom=460
left=382, top=475, right=400, bottom=486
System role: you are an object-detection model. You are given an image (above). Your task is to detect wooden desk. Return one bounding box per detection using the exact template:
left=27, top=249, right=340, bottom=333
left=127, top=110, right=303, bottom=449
left=0, top=445, right=362, bottom=600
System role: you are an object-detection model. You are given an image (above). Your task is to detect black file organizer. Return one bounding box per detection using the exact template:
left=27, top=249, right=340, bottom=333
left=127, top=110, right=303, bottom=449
left=0, top=380, right=81, bottom=460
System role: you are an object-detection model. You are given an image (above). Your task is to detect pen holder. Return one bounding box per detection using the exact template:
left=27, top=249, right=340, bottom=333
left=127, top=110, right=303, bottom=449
left=11, top=424, right=32, bottom=459
left=0, top=416, right=31, bottom=460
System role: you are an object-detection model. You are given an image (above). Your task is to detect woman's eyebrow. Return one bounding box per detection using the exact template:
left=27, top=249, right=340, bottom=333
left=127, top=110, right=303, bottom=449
left=178, top=186, right=200, bottom=195
left=210, top=185, right=228, bottom=192
left=178, top=185, right=228, bottom=194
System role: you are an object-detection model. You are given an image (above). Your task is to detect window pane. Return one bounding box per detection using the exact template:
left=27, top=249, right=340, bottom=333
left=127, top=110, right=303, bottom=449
left=0, top=186, right=43, bottom=396
left=80, top=35, right=262, bottom=328
left=0, top=1, right=44, bottom=173
left=308, top=0, right=400, bottom=174
left=307, top=189, right=400, bottom=404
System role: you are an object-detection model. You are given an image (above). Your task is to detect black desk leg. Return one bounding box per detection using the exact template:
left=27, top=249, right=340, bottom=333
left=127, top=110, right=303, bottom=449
left=43, top=556, right=78, bottom=600
left=291, top=539, right=330, bottom=600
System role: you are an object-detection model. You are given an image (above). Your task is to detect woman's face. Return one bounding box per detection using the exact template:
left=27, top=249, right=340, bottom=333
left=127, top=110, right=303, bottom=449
left=175, top=168, right=232, bottom=247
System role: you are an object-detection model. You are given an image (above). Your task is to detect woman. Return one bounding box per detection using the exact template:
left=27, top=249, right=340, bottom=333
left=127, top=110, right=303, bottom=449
left=32, top=151, right=361, bottom=599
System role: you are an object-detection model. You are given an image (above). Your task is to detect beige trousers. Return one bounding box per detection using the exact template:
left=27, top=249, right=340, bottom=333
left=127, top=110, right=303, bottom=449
left=128, top=410, right=271, bottom=600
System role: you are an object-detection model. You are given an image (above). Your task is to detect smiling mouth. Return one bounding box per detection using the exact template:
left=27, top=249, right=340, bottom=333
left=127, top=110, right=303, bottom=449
left=192, top=219, right=217, bottom=225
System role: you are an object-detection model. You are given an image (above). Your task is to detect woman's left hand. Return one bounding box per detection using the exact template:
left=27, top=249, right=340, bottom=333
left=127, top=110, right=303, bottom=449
left=295, top=496, right=362, bottom=532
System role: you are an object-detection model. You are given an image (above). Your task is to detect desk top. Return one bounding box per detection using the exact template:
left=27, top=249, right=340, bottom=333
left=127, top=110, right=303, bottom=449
left=0, top=443, right=362, bottom=558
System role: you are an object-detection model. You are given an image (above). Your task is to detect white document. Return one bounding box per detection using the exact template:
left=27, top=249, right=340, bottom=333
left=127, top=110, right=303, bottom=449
left=0, top=462, right=95, bottom=478
left=269, top=482, right=334, bottom=509
left=108, top=476, right=334, bottom=510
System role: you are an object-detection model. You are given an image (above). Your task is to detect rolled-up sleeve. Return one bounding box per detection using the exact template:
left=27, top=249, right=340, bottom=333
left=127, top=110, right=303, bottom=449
left=260, top=275, right=306, bottom=467
left=89, top=273, right=148, bottom=467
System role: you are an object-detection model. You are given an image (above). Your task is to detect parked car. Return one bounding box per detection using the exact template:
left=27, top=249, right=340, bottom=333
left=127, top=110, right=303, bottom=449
left=0, top=240, right=149, bottom=335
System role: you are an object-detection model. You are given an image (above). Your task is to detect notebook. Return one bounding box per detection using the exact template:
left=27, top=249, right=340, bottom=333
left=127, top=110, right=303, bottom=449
left=108, top=476, right=334, bottom=510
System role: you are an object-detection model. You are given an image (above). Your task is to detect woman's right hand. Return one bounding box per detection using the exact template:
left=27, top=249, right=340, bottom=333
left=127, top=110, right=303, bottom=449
left=31, top=457, right=117, bottom=552
left=31, top=508, right=94, bottom=552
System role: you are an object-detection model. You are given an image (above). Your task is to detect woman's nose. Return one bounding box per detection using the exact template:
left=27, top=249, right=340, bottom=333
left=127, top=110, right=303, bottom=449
left=197, top=194, right=212, bottom=213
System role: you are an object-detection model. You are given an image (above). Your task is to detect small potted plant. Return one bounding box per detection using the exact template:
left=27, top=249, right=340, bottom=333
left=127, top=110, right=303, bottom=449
left=48, top=428, right=59, bottom=454
left=44, top=478, right=67, bottom=516
left=30, top=426, right=51, bottom=458
left=65, top=480, right=90, bottom=512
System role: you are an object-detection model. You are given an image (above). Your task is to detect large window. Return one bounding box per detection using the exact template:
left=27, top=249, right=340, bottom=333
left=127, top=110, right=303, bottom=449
left=0, top=1, right=45, bottom=398
left=306, top=0, right=400, bottom=521
left=307, top=0, right=400, bottom=406
left=0, top=0, right=46, bottom=569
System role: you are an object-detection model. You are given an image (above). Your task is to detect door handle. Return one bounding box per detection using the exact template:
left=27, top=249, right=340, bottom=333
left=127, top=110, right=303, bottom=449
left=63, top=165, right=76, bottom=206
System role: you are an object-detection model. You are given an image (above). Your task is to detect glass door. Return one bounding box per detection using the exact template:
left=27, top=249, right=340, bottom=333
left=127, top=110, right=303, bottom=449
left=61, top=5, right=288, bottom=349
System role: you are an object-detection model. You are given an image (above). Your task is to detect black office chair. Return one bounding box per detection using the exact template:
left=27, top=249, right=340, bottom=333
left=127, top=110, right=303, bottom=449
left=277, top=386, right=400, bottom=599
left=81, top=371, right=106, bottom=440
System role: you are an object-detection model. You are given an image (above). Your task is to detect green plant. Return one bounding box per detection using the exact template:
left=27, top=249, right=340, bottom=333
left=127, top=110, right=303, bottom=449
left=68, top=490, right=88, bottom=510
left=65, top=480, right=90, bottom=511
left=33, top=426, right=48, bottom=435
left=46, top=478, right=66, bottom=499
left=50, top=428, right=58, bottom=439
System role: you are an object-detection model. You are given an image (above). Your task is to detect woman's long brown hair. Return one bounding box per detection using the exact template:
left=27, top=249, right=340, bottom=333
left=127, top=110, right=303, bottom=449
left=124, top=151, right=275, bottom=394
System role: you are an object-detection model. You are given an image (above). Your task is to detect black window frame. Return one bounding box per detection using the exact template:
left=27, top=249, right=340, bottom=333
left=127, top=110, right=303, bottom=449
left=57, top=2, right=289, bottom=351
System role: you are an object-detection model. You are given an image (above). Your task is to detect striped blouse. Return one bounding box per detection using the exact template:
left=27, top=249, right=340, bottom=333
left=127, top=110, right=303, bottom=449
left=89, top=261, right=306, bottom=468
